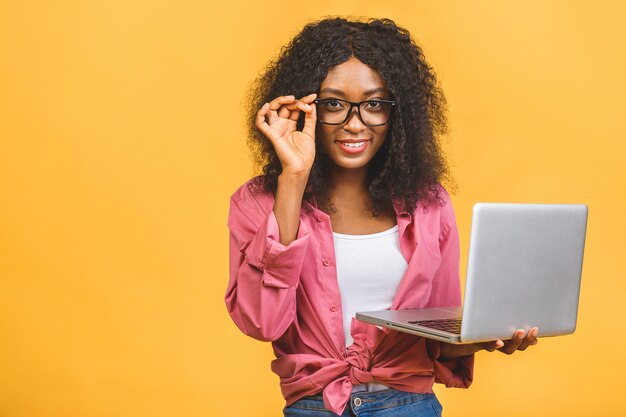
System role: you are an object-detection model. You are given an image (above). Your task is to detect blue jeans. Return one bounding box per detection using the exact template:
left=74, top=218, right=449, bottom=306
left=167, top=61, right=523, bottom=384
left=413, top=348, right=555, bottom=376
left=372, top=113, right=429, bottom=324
left=283, top=388, right=443, bottom=417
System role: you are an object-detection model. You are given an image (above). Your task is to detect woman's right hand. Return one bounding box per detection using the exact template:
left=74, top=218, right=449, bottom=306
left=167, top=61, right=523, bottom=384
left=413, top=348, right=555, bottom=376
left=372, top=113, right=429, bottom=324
left=255, top=93, right=317, bottom=177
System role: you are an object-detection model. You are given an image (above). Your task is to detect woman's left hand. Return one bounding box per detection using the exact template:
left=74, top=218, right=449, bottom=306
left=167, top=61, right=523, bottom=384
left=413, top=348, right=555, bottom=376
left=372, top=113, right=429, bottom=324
left=438, top=327, right=539, bottom=360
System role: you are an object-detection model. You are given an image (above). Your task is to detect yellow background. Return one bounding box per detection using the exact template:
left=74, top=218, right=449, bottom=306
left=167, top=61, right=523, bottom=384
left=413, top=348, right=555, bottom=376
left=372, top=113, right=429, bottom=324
left=1, top=1, right=625, bottom=416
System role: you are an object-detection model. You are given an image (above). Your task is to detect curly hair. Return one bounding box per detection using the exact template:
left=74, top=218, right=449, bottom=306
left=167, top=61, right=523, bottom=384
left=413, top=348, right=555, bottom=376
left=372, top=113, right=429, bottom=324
left=244, top=16, right=455, bottom=215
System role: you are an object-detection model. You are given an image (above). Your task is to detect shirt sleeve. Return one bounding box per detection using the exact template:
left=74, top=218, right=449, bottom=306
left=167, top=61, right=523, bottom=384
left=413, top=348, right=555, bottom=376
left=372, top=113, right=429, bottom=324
left=425, top=187, right=474, bottom=388
left=224, top=183, right=311, bottom=342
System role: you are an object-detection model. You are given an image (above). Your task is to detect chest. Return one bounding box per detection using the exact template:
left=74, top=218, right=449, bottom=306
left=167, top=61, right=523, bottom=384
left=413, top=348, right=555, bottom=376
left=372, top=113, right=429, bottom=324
left=328, top=205, right=397, bottom=235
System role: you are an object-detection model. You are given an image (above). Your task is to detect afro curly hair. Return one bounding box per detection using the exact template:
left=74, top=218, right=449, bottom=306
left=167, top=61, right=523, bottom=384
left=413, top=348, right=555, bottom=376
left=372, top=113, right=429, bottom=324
left=244, top=16, right=455, bottom=215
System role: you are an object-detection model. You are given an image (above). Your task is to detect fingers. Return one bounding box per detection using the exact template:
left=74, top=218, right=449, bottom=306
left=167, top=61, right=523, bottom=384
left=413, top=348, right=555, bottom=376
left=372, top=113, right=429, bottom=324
left=282, top=97, right=314, bottom=122
left=255, top=102, right=273, bottom=140
left=302, top=93, right=317, bottom=138
left=517, top=327, right=539, bottom=351
left=280, top=93, right=316, bottom=120
left=498, top=328, right=539, bottom=354
left=268, top=95, right=296, bottom=124
left=480, top=340, right=504, bottom=352
left=498, top=329, right=525, bottom=354
left=256, top=94, right=317, bottom=141
left=300, top=93, right=317, bottom=104
left=478, top=328, right=540, bottom=356
left=255, top=95, right=297, bottom=141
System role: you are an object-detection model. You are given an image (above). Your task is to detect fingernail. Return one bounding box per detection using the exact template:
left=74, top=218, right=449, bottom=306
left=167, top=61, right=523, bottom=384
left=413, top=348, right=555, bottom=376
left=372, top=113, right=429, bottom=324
left=496, top=340, right=504, bottom=348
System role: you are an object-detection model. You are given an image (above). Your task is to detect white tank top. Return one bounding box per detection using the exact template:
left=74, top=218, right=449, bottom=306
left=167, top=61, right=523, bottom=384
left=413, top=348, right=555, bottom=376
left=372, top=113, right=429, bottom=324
left=332, top=224, right=408, bottom=393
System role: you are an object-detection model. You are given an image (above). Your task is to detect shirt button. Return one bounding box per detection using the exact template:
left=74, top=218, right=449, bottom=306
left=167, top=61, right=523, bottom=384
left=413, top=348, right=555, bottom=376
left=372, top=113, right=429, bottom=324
left=322, top=260, right=330, bottom=266
left=316, top=216, right=323, bottom=222
left=329, top=305, right=337, bottom=312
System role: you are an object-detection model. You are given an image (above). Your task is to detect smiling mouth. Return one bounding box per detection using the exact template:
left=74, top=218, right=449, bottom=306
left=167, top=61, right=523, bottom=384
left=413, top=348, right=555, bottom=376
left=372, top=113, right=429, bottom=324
left=335, top=139, right=371, bottom=147
left=335, top=139, right=371, bottom=153
left=340, top=141, right=367, bottom=148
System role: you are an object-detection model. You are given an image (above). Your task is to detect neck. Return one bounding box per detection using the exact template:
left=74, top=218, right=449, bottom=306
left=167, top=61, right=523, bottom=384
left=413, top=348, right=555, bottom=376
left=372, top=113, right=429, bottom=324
left=328, top=166, right=369, bottom=196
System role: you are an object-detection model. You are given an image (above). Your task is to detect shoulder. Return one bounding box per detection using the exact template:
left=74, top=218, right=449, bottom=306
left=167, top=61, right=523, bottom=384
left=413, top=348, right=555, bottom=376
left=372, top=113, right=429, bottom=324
left=231, top=175, right=271, bottom=200
left=414, top=182, right=453, bottom=214
left=229, top=176, right=275, bottom=215
left=412, top=183, right=457, bottom=237
left=431, top=183, right=457, bottom=237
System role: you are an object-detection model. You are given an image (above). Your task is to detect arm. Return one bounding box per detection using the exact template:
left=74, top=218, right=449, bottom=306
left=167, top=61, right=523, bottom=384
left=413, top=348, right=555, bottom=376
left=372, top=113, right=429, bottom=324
left=273, top=173, right=309, bottom=246
left=225, top=93, right=317, bottom=342
left=224, top=179, right=310, bottom=342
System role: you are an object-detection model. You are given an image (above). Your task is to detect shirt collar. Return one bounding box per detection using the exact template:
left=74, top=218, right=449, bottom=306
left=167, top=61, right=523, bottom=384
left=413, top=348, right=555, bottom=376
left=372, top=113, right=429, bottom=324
left=303, top=196, right=413, bottom=220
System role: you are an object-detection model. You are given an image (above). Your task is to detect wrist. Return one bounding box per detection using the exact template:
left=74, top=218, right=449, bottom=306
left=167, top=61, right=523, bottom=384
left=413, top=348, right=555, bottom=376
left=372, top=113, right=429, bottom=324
left=278, top=171, right=310, bottom=186
left=438, top=342, right=479, bottom=361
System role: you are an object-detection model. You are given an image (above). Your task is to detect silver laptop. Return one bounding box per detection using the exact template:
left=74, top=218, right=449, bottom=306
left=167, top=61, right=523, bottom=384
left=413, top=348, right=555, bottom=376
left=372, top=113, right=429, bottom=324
left=356, top=203, right=588, bottom=344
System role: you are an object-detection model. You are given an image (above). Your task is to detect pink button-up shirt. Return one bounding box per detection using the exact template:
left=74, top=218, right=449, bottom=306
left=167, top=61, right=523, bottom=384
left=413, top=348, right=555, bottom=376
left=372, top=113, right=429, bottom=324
left=225, top=177, right=474, bottom=415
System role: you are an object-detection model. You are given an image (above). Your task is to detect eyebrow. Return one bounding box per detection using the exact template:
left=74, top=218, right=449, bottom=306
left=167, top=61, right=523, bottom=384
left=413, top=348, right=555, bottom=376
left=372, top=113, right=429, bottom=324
left=318, top=87, right=388, bottom=96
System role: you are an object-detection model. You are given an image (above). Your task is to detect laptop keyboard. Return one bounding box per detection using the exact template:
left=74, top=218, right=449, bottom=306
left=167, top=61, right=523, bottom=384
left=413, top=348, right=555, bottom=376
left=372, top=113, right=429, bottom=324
left=407, top=318, right=462, bottom=334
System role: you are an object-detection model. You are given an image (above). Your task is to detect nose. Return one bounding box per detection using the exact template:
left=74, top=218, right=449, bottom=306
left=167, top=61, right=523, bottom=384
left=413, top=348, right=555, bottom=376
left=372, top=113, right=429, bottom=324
left=343, top=106, right=367, bottom=133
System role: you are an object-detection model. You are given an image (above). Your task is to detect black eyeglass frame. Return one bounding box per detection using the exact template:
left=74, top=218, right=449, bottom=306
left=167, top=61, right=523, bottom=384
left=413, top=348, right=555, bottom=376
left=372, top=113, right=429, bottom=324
left=312, top=98, right=397, bottom=127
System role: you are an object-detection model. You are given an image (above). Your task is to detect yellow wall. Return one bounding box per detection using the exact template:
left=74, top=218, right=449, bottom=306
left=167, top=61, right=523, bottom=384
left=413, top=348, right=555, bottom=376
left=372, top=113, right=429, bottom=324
left=1, top=1, right=624, bottom=416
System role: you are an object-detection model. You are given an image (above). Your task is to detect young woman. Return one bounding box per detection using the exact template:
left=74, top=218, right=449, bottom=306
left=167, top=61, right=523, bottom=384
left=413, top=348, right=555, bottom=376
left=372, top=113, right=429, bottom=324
left=225, top=17, right=538, bottom=417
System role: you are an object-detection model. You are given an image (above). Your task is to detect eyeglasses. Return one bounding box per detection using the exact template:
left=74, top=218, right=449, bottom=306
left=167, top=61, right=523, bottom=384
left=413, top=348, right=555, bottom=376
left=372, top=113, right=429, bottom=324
left=313, top=98, right=396, bottom=127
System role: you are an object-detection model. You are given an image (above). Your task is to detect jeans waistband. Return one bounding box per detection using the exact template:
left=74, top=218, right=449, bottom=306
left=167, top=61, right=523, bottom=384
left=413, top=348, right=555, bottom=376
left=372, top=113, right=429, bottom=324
left=291, top=388, right=440, bottom=415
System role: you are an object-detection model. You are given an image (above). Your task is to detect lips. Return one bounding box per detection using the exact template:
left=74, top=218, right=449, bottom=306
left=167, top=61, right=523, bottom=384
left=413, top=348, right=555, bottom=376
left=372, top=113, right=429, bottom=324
left=335, top=139, right=371, bottom=154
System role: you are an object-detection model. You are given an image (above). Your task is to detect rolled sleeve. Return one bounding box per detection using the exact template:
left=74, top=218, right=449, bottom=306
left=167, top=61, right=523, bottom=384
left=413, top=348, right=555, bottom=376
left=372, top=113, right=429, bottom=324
left=225, top=180, right=311, bottom=342
left=427, top=339, right=474, bottom=388
left=244, top=209, right=311, bottom=289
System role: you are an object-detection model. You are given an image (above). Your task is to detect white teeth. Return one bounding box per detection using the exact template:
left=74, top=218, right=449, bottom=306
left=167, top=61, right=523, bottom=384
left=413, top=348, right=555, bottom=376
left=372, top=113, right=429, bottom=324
left=342, top=141, right=366, bottom=148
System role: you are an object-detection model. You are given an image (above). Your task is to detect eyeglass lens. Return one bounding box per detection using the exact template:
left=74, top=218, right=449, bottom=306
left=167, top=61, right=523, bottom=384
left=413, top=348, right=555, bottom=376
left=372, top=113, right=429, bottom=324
left=316, top=99, right=392, bottom=125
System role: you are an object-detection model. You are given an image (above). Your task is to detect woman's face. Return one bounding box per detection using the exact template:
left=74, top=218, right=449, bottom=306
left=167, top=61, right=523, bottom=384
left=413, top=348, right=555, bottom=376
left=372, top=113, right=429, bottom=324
left=316, top=56, right=391, bottom=173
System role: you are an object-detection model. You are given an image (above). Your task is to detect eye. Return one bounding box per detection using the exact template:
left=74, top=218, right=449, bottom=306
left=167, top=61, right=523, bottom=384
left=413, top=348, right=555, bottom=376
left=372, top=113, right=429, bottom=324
left=322, top=99, right=344, bottom=111
left=364, top=100, right=383, bottom=110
